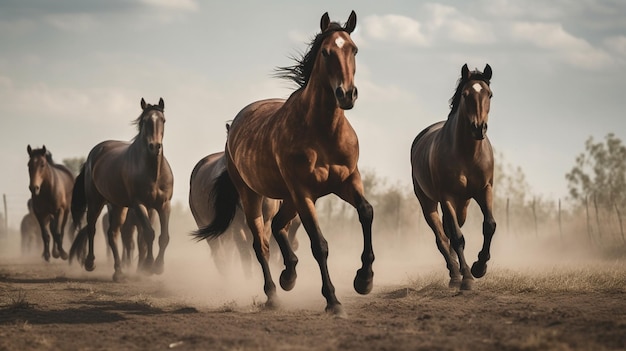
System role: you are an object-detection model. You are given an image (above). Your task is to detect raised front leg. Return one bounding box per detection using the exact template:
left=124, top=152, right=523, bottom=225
left=336, top=171, right=375, bottom=296
left=442, top=200, right=473, bottom=290
left=472, top=185, right=496, bottom=278
left=270, top=201, right=299, bottom=291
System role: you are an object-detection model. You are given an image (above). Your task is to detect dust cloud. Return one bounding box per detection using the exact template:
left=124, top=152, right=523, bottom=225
left=2, top=202, right=622, bottom=312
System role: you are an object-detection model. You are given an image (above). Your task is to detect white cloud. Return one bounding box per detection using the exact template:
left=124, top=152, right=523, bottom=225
left=424, top=4, right=496, bottom=45
left=138, top=0, right=199, bottom=12
left=604, top=36, right=626, bottom=59
left=362, top=14, right=428, bottom=46
left=510, top=21, right=613, bottom=68
left=44, top=13, right=98, bottom=31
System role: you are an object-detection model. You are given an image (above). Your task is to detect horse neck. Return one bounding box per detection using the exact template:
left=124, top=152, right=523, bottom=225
left=129, top=137, right=162, bottom=181
left=298, top=80, right=345, bottom=130
left=444, top=110, right=485, bottom=160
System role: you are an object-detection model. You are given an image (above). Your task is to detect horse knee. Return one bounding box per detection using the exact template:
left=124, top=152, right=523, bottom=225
left=483, top=220, right=496, bottom=236
left=357, top=199, right=374, bottom=225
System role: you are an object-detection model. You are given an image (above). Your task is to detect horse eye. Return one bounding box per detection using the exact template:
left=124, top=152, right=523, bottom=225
left=354, top=48, right=358, bottom=55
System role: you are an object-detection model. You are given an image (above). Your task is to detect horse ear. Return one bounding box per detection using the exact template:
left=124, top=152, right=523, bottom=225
left=27, top=144, right=32, bottom=156
left=42, top=145, right=46, bottom=154
left=320, top=12, right=330, bottom=32
left=158, top=98, right=164, bottom=110
left=141, top=98, right=147, bottom=110
left=344, top=10, right=357, bottom=33
left=461, top=64, right=470, bottom=80
left=483, top=64, right=492, bottom=81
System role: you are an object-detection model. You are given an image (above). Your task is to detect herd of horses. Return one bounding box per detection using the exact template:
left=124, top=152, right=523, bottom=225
left=23, top=11, right=496, bottom=317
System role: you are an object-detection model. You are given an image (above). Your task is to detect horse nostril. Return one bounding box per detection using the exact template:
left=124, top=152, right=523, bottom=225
left=335, top=87, right=345, bottom=99
left=352, top=87, right=358, bottom=100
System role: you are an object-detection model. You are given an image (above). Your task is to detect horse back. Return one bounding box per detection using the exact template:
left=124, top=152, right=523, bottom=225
left=189, top=152, right=226, bottom=226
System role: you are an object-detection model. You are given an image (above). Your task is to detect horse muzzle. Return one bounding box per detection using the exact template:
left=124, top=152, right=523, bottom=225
left=335, top=86, right=358, bottom=110
left=148, top=142, right=163, bottom=155
left=29, top=185, right=40, bottom=196
left=470, top=122, right=488, bottom=140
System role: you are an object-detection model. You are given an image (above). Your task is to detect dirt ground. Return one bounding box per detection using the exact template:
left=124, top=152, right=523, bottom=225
left=0, top=227, right=625, bottom=351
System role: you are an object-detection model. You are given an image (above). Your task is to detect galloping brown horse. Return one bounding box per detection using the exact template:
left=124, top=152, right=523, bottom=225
left=411, top=64, right=496, bottom=290
left=70, top=98, right=173, bottom=281
left=194, top=11, right=373, bottom=318
left=27, top=145, right=74, bottom=261
left=189, top=150, right=300, bottom=278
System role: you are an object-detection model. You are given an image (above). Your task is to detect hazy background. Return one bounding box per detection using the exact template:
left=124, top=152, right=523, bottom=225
left=2, top=0, right=626, bottom=227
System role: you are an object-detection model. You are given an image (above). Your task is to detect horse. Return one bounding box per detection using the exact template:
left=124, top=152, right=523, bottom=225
left=26, top=145, right=75, bottom=261
left=189, top=150, right=300, bottom=278
left=193, top=11, right=373, bottom=318
left=410, top=63, right=496, bottom=290
left=70, top=98, right=174, bottom=281
left=20, top=199, right=42, bottom=256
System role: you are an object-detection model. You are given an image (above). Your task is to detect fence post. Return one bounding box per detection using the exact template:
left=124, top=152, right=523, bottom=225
left=585, top=196, right=593, bottom=244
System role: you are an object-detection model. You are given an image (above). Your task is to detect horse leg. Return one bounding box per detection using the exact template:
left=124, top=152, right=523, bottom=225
left=442, top=200, right=473, bottom=290
left=472, top=186, right=496, bottom=278
left=270, top=201, right=299, bottom=291
left=51, top=209, right=69, bottom=260
left=153, top=203, right=170, bottom=275
left=36, top=215, right=52, bottom=262
left=50, top=215, right=61, bottom=259
left=106, top=206, right=126, bottom=282
left=131, top=204, right=154, bottom=274
left=335, top=173, right=375, bottom=297
left=293, top=195, right=345, bottom=317
left=232, top=222, right=253, bottom=279
left=120, top=211, right=133, bottom=268
left=84, top=199, right=105, bottom=271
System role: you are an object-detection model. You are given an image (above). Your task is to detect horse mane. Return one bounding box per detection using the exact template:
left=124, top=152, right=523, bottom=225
left=132, top=104, right=164, bottom=133
left=274, top=22, right=347, bottom=89
left=448, top=68, right=491, bottom=117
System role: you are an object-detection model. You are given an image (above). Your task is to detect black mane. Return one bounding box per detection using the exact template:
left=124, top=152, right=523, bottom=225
left=132, top=104, right=164, bottom=132
left=274, top=22, right=347, bottom=89
left=448, top=68, right=491, bottom=117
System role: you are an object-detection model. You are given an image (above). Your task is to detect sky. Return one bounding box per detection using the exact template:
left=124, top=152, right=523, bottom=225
left=1, top=0, right=625, bottom=227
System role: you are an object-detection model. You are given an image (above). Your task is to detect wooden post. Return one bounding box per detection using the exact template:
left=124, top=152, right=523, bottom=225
left=615, top=203, right=625, bottom=244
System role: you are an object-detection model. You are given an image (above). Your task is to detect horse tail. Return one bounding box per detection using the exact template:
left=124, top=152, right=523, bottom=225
left=71, top=165, right=87, bottom=227
left=192, top=170, right=239, bottom=241
left=69, top=226, right=89, bottom=265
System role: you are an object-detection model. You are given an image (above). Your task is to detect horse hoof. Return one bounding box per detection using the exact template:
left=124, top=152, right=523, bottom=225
left=85, top=258, right=96, bottom=272
left=265, top=297, right=281, bottom=310
left=52, top=250, right=60, bottom=259
left=460, top=278, right=474, bottom=291
left=448, top=277, right=462, bottom=289
left=279, top=269, right=297, bottom=291
left=59, top=251, right=69, bottom=260
left=353, top=268, right=373, bottom=295
left=112, top=271, right=126, bottom=282
left=471, top=261, right=487, bottom=278
left=152, top=262, right=164, bottom=275
left=43, top=253, right=51, bottom=262
left=325, top=304, right=347, bottom=319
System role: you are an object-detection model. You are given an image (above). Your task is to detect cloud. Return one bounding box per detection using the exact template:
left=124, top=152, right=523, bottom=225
left=361, top=14, right=428, bottom=46
left=604, top=36, right=626, bottom=59
left=510, top=21, right=613, bottom=68
left=138, top=0, right=199, bottom=12
left=44, top=13, right=98, bottom=31
left=424, top=4, right=496, bottom=45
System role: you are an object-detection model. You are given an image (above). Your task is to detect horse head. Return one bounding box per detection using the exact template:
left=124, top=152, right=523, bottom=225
left=315, top=11, right=359, bottom=110
left=27, top=144, right=49, bottom=196
left=137, top=98, right=166, bottom=156
left=458, top=63, right=493, bottom=140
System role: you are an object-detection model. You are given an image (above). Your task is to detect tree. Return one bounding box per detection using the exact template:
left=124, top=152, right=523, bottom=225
left=62, top=157, right=86, bottom=177
left=565, top=133, right=626, bottom=208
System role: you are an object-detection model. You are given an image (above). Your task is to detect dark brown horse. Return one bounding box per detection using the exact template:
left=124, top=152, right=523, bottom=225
left=27, top=145, right=74, bottom=261
left=70, top=98, right=173, bottom=281
left=194, top=11, right=374, bottom=318
left=189, top=150, right=300, bottom=278
left=411, top=64, right=496, bottom=290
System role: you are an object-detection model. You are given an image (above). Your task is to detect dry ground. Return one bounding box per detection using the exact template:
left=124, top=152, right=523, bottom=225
left=0, top=226, right=625, bottom=351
